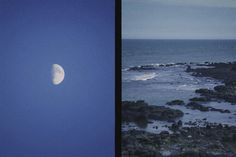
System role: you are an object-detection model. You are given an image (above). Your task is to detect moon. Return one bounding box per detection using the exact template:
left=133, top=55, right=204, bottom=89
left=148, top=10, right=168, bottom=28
left=52, top=64, right=65, bottom=85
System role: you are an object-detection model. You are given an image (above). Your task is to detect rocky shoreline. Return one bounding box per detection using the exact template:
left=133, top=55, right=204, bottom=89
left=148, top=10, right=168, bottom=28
left=122, top=125, right=236, bottom=157
left=122, top=62, right=236, bottom=157
left=122, top=101, right=236, bottom=157
left=187, top=62, right=236, bottom=104
left=122, top=100, right=183, bottom=128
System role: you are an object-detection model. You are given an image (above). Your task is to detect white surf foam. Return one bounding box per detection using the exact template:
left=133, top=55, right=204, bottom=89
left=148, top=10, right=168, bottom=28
left=132, top=72, right=157, bottom=81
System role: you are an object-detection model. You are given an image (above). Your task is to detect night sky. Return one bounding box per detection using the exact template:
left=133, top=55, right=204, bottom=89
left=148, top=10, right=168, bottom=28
left=0, top=0, right=115, bottom=156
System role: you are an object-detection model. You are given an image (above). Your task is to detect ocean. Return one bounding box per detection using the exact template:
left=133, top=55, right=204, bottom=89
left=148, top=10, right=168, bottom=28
left=122, top=39, right=236, bottom=68
left=122, top=39, right=236, bottom=133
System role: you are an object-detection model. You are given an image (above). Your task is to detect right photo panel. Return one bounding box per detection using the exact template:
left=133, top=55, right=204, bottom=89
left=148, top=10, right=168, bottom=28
left=121, top=0, right=236, bottom=156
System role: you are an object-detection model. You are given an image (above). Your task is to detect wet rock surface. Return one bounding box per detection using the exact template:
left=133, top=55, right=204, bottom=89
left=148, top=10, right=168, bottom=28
left=195, top=85, right=236, bottom=104
left=122, top=101, right=184, bottom=127
left=189, top=97, right=210, bottom=102
left=187, top=62, right=236, bottom=83
left=166, top=100, right=185, bottom=106
left=187, top=62, right=236, bottom=104
left=186, top=101, right=230, bottom=113
left=122, top=124, right=236, bottom=157
left=166, top=99, right=230, bottom=113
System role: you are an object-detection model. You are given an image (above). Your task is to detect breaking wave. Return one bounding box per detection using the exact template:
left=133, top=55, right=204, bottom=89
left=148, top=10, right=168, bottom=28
left=126, top=63, right=186, bottom=71
left=131, top=72, right=157, bottom=81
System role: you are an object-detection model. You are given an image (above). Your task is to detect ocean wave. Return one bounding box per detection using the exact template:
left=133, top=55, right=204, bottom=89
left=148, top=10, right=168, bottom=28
left=131, top=72, right=157, bottom=81
left=176, top=84, right=199, bottom=91
left=124, top=62, right=218, bottom=71
left=122, top=68, right=129, bottom=71
left=128, top=64, right=159, bottom=71
left=127, top=63, right=187, bottom=71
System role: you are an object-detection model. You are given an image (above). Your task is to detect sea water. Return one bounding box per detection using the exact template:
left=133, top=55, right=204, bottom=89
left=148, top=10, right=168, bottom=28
left=122, top=39, right=236, bottom=133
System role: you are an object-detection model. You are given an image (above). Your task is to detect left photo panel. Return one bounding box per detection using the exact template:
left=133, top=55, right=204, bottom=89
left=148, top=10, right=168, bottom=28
left=0, top=0, right=115, bottom=157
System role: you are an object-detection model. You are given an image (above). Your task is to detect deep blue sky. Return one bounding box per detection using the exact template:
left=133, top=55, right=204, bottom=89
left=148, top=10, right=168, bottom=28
left=0, top=0, right=115, bottom=157
left=122, top=0, right=236, bottom=39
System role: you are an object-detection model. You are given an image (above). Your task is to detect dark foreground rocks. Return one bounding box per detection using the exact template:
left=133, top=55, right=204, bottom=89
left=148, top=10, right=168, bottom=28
left=122, top=101, right=183, bottom=127
left=122, top=124, right=236, bottom=157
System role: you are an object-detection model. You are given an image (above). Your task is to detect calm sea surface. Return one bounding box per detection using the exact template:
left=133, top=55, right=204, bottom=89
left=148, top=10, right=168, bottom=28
left=122, top=39, right=236, bottom=68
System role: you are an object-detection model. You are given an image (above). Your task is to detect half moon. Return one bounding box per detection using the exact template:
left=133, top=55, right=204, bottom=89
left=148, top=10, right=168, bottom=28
left=52, top=64, right=65, bottom=85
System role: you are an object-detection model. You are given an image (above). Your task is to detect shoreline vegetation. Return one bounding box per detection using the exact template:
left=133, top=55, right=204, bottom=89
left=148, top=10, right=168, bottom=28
left=122, top=62, right=236, bottom=157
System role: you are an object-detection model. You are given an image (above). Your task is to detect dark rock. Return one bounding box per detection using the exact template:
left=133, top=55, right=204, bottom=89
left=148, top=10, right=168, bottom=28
left=222, top=110, right=231, bottom=113
left=148, top=105, right=184, bottom=121
left=152, top=126, right=158, bottom=129
left=195, top=85, right=236, bottom=104
left=122, top=100, right=149, bottom=128
left=134, top=115, right=149, bottom=128
left=210, top=108, right=230, bottom=113
left=148, top=120, right=154, bottom=124
left=186, top=102, right=230, bottom=113
left=128, top=65, right=157, bottom=71
left=225, top=80, right=236, bottom=86
left=231, top=65, right=236, bottom=71
left=186, top=65, right=192, bottom=72
left=186, top=102, right=210, bottom=112
left=214, top=85, right=227, bottom=92
left=166, top=63, right=175, bottom=67
left=189, top=97, right=210, bottom=102
left=187, top=62, right=236, bottom=104
left=166, top=99, right=185, bottom=106
left=195, top=88, right=213, bottom=95
left=177, top=120, right=183, bottom=127
left=160, top=131, right=169, bottom=137
left=167, top=119, right=175, bottom=123
left=176, top=62, right=186, bottom=65
left=206, top=124, right=211, bottom=129
left=122, top=125, right=236, bottom=157
left=217, top=124, right=223, bottom=129
left=122, top=101, right=184, bottom=127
